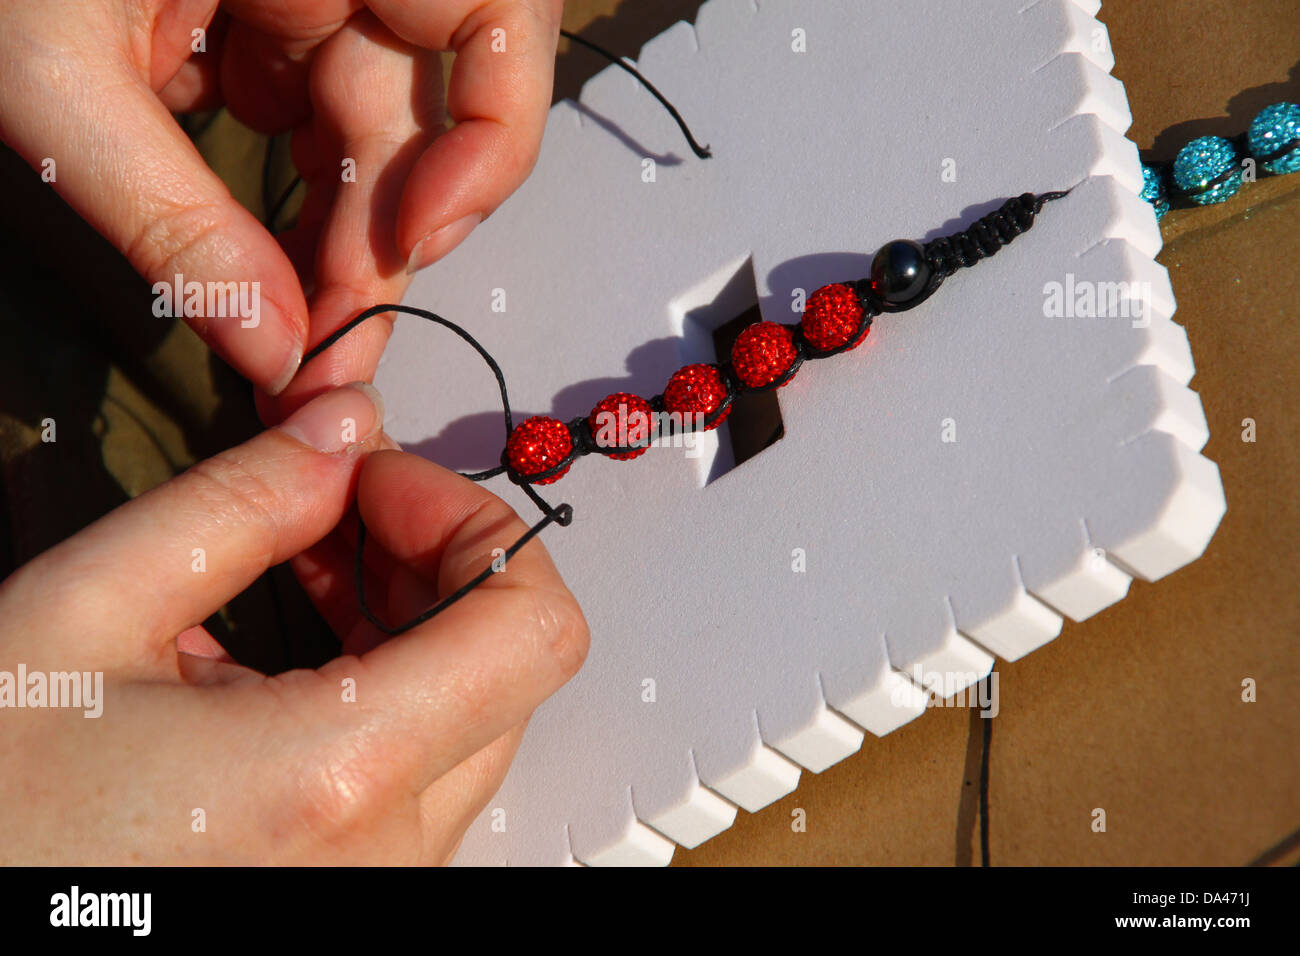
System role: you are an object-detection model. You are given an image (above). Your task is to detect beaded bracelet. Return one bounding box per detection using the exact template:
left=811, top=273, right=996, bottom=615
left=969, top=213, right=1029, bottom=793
left=495, top=190, right=1071, bottom=487
left=305, top=189, right=1071, bottom=634
left=1139, top=101, right=1300, bottom=218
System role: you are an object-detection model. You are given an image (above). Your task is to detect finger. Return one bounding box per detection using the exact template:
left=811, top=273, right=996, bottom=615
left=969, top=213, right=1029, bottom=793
left=145, top=0, right=220, bottom=90
left=268, top=11, right=447, bottom=416
left=287, top=432, right=404, bottom=644
left=368, top=0, right=563, bottom=271
left=296, top=449, right=588, bottom=792
left=176, top=626, right=262, bottom=686
left=157, top=59, right=223, bottom=113
left=5, top=384, right=385, bottom=670
left=281, top=123, right=339, bottom=269
left=0, top=45, right=308, bottom=393
left=176, top=624, right=235, bottom=662
left=216, top=0, right=361, bottom=43
left=155, top=9, right=229, bottom=113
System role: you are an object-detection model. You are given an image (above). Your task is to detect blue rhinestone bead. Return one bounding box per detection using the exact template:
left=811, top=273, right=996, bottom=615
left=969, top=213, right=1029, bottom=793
left=1172, top=135, right=1242, bottom=205
left=1248, top=102, right=1300, bottom=175
left=1140, top=163, right=1170, bottom=219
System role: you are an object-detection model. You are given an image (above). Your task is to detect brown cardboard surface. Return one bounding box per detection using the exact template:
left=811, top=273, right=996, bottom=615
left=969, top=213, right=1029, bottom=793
left=547, top=0, right=1300, bottom=866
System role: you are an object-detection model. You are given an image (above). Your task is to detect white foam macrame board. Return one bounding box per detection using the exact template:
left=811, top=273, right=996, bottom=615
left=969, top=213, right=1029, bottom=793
left=375, top=0, right=1226, bottom=865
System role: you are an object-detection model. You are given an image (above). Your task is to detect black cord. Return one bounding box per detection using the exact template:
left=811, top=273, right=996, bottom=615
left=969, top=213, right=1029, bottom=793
left=267, top=175, right=302, bottom=233
left=355, top=496, right=571, bottom=637
left=925, top=191, right=1070, bottom=282
left=560, top=28, right=712, bottom=159
left=979, top=676, right=993, bottom=867
left=838, top=189, right=1072, bottom=318
left=261, top=132, right=305, bottom=233
left=301, top=304, right=573, bottom=637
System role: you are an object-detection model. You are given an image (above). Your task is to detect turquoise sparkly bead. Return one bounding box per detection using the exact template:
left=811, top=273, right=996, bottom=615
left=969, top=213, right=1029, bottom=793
left=1248, top=102, right=1300, bottom=175
left=1172, top=135, right=1242, bottom=205
left=1140, top=163, right=1170, bottom=219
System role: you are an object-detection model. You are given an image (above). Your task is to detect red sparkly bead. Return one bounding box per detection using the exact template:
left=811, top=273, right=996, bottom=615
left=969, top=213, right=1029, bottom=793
left=731, top=321, right=798, bottom=388
left=663, top=363, right=732, bottom=430
left=588, top=392, right=654, bottom=460
left=505, top=416, right=573, bottom=484
left=800, top=282, right=869, bottom=352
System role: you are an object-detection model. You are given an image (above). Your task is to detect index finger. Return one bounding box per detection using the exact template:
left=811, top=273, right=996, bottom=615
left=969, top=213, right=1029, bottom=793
left=367, top=0, right=564, bottom=269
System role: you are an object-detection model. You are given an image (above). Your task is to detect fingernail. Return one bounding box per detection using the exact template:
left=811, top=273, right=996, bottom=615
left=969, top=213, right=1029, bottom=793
left=251, top=291, right=307, bottom=396
left=406, top=213, right=482, bottom=274
left=267, top=340, right=303, bottom=397
left=277, top=382, right=384, bottom=454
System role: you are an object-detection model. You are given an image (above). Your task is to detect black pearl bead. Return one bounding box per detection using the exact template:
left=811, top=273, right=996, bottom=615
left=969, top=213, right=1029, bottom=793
left=870, top=239, right=932, bottom=304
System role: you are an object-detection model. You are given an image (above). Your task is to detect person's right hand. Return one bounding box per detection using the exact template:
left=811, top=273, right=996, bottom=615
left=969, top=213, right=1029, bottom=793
left=0, top=383, right=589, bottom=864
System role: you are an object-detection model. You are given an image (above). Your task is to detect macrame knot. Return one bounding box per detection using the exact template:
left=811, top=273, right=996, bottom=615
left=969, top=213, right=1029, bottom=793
left=924, top=192, right=1045, bottom=279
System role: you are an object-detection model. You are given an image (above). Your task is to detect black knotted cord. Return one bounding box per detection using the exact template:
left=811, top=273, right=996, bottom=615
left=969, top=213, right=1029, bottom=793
left=926, top=191, right=1070, bottom=278
left=854, top=190, right=1072, bottom=315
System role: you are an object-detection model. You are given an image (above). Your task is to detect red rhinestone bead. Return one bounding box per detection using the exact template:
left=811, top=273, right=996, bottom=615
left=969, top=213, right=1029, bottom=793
left=800, top=282, right=869, bottom=352
left=663, top=363, right=731, bottom=430
left=731, top=321, right=798, bottom=388
left=505, top=416, right=573, bottom=484
left=588, top=392, right=654, bottom=460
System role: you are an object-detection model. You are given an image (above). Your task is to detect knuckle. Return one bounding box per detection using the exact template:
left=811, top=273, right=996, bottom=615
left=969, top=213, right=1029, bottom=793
left=179, top=451, right=285, bottom=566
left=476, top=494, right=524, bottom=536
left=124, top=199, right=228, bottom=290
left=285, top=745, right=379, bottom=845
left=259, top=663, right=391, bottom=846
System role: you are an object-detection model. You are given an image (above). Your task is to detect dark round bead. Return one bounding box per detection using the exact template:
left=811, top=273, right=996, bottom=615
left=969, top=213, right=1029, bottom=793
left=870, top=239, right=932, bottom=304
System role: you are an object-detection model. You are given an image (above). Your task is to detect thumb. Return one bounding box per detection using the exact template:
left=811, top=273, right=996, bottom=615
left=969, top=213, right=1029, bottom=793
left=4, top=383, right=386, bottom=673
left=0, top=40, right=307, bottom=393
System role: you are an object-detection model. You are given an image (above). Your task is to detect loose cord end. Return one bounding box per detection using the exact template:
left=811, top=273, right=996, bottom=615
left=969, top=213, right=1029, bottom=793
left=561, top=28, right=713, bottom=160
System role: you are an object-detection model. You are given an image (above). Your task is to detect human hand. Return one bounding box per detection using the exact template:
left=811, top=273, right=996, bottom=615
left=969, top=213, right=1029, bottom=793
left=0, top=0, right=563, bottom=401
left=0, top=383, right=588, bottom=864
